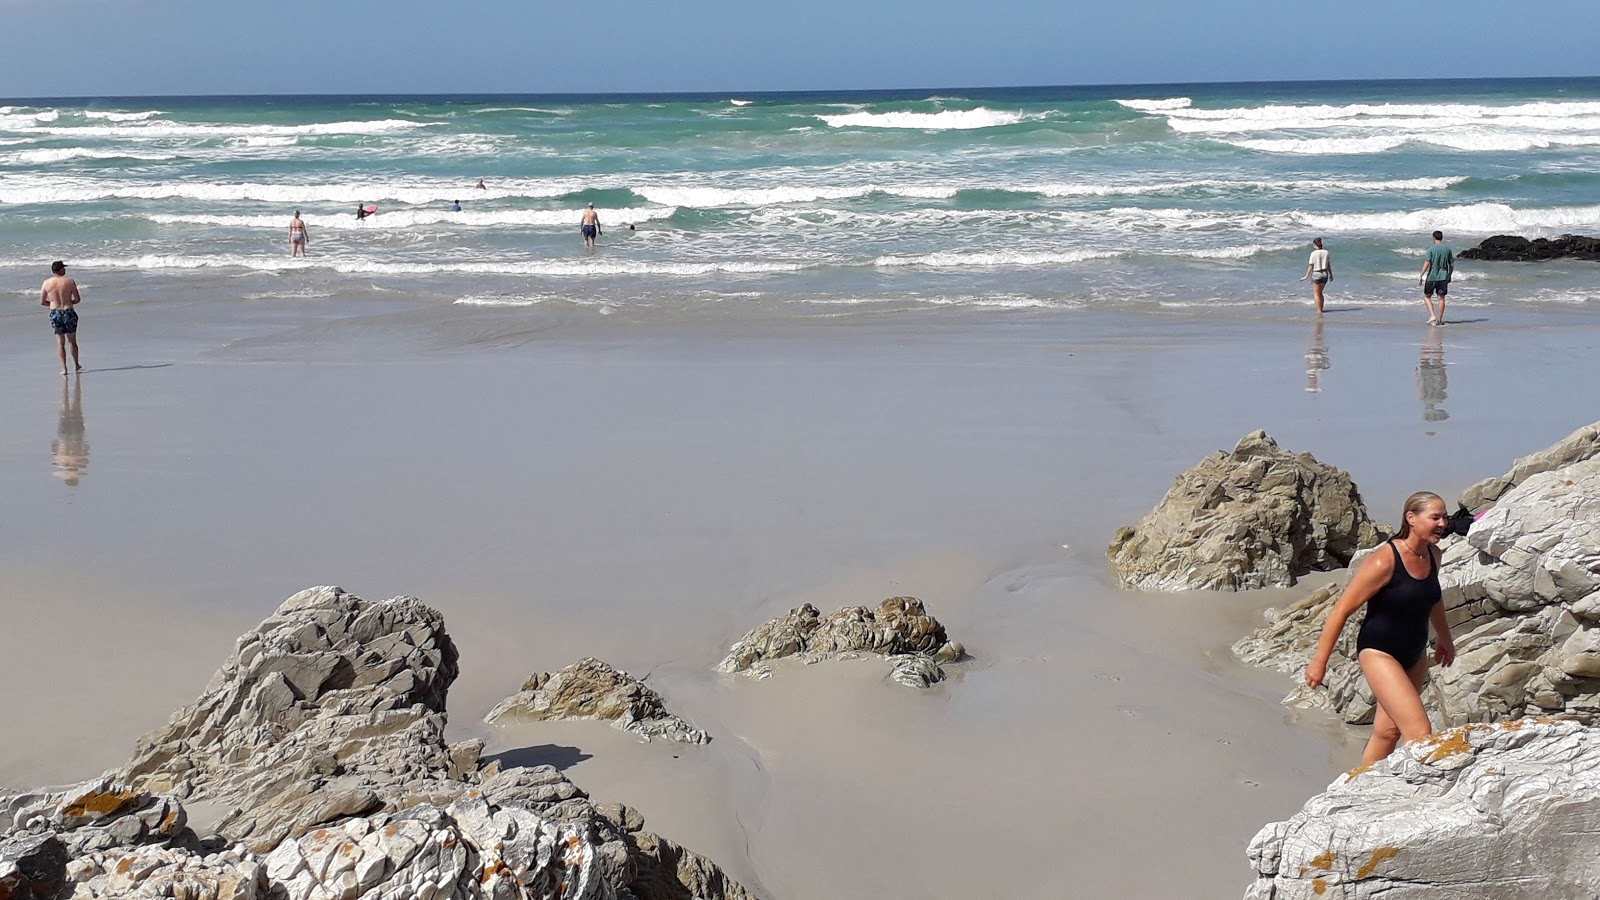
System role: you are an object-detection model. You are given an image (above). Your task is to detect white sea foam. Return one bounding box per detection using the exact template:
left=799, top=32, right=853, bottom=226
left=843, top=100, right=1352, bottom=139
left=1115, top=98, right=1193, bottom=111
left=0, top=177, right=588, bottom=206
left=472, top=106, right=574, bottom=115
left=23, top=254, right=808, bottom=277
left=1227, top=132, right=1600, bottom=155
left=1030, top=175, right=1464, bottom=196
left=874, top=249, right=1120, bottom=268
left=13, top=119, right=427, bottom=139
left=729, top=99, right=754, bottom=107
left=1184, top=243, right=1301, bottom=259
left=635, top=183, right=954, bottom=207
left=1156, top=99, right=1600, bottom=126
left=1303, top=201, right=1600, bottom=234
left=817, top=108, right=1025, bottom=130
left=232, top=136, right=299, bottom=148
left=4, top=147, right=178, bottom=164
left=147, top=206, right=678, bottom=230
left=80, top=110, right=165, bottom=122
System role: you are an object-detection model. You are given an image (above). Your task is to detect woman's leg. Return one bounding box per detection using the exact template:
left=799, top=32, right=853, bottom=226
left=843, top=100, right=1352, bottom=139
left=1358, top=649, right=1432, bottom=765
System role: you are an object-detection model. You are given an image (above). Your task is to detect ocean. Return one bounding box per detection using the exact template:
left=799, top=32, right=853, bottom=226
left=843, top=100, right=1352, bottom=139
left=4, top=78, right=1600, bottom=322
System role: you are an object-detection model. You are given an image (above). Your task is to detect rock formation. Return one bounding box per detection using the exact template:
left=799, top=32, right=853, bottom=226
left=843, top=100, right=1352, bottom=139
left=0, top=586, right=759, bottom=900
left=486, top=657, right=710, bottom=744
left=717, top=597, right=963, bottom=688
left=1108, top=431, right=1383, bottom=591
left=1459, top=233, right=1600, bottom=262
left=1461, top=421, right=1600, bottom=513
left=1244, top=719, right=1600, bottom=899
left=1235, top=421, right=1600, bottom=725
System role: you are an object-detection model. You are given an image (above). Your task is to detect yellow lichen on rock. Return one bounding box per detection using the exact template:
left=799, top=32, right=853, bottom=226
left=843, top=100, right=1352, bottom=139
left=1357, top=846, right=1399, bottom=879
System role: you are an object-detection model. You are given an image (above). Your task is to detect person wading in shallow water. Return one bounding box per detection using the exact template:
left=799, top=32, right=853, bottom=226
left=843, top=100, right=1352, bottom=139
left=40, top=260, right=83, bottom=376
left=1305, top=491, right=1457, bottom=765
left=1300, top=237, right=1332, bottom=314
left=289, top=210, right=309, bottom=257
left=579, top=202, right=602, bottom=249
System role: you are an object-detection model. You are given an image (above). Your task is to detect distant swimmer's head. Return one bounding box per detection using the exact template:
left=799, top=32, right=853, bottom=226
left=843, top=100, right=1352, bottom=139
left=51, top=260, right=65, bottom=275
left=1312, top=237, right=1322, bottom=248
left=1433, top=230, right=1444, bottom=241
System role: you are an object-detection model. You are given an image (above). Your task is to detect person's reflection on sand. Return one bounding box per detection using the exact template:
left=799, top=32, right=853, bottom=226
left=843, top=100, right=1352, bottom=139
left=1418, top=326, right=1448, bottom=423
left=52, top=377, right=90, bottom=486
left=1305, top=317, right=1330, bottom=393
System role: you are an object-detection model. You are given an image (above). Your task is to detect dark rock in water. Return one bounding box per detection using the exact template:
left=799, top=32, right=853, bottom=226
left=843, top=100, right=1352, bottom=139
left=1460, top=234, right=1600, bottom=261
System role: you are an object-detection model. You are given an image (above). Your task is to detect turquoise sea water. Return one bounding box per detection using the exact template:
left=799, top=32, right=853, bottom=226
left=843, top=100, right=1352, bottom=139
left=3, top=79, right=1600, bottom=319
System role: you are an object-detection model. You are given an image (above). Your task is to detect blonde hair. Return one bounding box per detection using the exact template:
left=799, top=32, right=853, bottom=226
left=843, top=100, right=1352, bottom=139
left=1394, top=491, right=1444, bottom=539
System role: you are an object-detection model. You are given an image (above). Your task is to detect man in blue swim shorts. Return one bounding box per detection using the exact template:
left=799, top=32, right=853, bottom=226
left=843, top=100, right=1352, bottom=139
left=579, top=202, right=602, bottom=249
left=40, top=260, right=83, bottom=375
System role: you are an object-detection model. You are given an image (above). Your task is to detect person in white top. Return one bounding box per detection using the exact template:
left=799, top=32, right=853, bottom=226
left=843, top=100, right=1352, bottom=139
left=1300, top=237, right=1332, bottom=314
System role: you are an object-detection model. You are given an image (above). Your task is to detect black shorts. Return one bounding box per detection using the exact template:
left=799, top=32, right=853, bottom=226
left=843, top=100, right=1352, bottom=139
left=1424, top=280, right=1449, bottom=297
left=581, top=224, right=597, bottom=239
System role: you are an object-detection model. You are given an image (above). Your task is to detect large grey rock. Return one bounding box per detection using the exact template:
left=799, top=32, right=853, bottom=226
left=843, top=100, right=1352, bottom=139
left=1109, top=431, right=1383, bottom=591
left=716, top=597, right=963, bottom=687
left=1235, top=451, right=1600, bottom=725
left=1244, top=719, right=1600, bottom=899
left=0, top=587, right=761, bottom=900
left=1461, top=421, right=1600, bottom=513
left=112, top=586, right=464, bottom=853
left=486, top=657, right=710, bottom=744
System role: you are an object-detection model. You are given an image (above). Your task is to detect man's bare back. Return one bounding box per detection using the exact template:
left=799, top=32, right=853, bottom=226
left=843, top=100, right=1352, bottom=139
left=41, top=274, right=81, bottom=310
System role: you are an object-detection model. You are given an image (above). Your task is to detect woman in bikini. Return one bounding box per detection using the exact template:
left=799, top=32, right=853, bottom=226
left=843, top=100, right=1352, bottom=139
left=1305, top=491, right=1457, bottom=764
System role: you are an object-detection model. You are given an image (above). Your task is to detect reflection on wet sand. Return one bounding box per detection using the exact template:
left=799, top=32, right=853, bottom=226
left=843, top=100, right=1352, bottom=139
left=52, top=377, right=89, bottom=486
left=1418, top=327, right=1448, bottom=423
left=1305, top=318, right=1330, bottom=393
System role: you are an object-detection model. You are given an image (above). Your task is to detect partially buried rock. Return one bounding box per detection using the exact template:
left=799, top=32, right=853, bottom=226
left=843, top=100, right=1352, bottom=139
left=1244, top=719, right=1600, bottom=899
left=485, top=656, right=710, bottom=744
left=717, top=596, right=963, bottom=687
left=1459, top=233, right=1600, bottom=262
left=1108, top=430, right=1383, bottom=591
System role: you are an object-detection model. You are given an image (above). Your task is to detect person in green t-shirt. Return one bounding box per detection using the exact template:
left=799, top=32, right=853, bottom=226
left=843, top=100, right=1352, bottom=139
left=1419, top=230, right=1454, bottom=326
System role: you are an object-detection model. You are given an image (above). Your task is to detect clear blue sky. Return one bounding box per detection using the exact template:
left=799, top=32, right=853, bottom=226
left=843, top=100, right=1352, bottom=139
left=4, top=0, right=1598, bottom=97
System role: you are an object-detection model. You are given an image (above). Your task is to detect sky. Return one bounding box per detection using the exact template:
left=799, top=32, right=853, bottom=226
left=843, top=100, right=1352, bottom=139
left=3, top=0, right=1599, bottom=98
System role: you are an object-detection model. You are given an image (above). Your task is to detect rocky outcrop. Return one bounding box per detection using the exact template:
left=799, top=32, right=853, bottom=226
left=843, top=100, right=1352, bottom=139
left=1461, top=421, right=1600, bottom=513
left=1235, top=421, right=1600, bottom=725
left=1244, top=719, right=1600, bottom=899
left=717, top=597, right=963, bottom=688
left=1459, top=233, right=1600, bottom=262
left=486, top=657, right=710, bottom=744
left=112, top=586, right=467, bottom=853
left=1109, top=431, right=1383, bottom=591
left=1, top=587, right=759, bottom=900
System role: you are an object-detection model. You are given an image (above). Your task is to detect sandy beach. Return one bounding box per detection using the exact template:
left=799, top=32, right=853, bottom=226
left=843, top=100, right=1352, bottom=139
left=4, top=284, right=1598, bottom=896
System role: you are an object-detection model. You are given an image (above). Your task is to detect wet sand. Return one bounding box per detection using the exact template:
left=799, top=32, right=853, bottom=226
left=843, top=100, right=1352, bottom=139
left=3, top=293, right=1598, bottom=897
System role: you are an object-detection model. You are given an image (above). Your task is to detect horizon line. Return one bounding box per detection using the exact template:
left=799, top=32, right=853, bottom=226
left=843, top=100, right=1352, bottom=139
left=4, top=73, right=1598, bottom=104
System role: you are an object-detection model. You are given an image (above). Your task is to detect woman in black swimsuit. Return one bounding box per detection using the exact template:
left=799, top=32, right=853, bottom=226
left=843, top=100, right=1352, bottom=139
left=1305, top=491, right=1458, bottom=764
